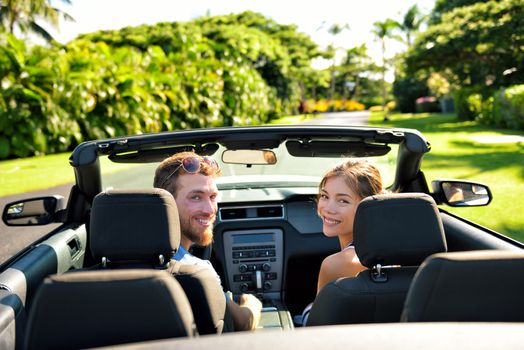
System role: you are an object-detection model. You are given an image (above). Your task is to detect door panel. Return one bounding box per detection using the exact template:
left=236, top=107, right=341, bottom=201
left=0, top=224, right=87, bottom=350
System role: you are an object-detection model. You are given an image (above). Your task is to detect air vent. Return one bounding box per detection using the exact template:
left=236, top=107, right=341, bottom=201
left=219, top=205, right=285, bottom=221
left=257, top=206, right=283, bottom=218
left=220, top=208, right=247, bottom=220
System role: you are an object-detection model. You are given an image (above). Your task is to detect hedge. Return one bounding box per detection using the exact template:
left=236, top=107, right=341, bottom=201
left=454, top=85, right=524, bottom=130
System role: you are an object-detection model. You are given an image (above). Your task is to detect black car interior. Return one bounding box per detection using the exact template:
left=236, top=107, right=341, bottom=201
left=1, top=125, right=523, bottom=349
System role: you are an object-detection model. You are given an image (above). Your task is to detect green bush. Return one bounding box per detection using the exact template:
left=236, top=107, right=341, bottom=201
left=392, top=76, right=429, bottom=113
left=0, top=12, right=322, bottom=160
left=453, top=88, right=480, bottom=121
left=451, top=85, right=524, bottom=130
left=0, top=36, right=81, bottom=157
left=495, top=85, right=524, bottom=130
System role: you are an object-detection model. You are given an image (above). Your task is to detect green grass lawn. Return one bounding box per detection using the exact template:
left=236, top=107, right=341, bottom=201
left=0, top=153, right=74, bottom=196
left=0, top=153, right=130, bottom=197
left=370, top=112, right=524, bottom=242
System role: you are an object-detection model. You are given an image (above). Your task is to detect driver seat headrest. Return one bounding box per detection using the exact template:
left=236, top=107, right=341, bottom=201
left=90, top=188, right=180, bottom=264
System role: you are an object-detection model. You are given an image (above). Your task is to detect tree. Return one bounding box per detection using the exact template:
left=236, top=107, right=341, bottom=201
left=196, top=11, right=322, bottom=115
left=0, top=0, right=73, bottom=42
left=407, top=0, right=524, bottom=93
left=333, top=44, right=375, bottom=102
left=311, top=22, right=350, bottom=104
left=80, top=11, right=322, bottom=124
left=0, top=34, right=82, bottom=157
left=372, top=19, right=399, bottom=113
left=429, top=0, right=486, bottom=24
left=398, top=4, right=424, bottom=48
left=325, top=23, right=350, bottom=103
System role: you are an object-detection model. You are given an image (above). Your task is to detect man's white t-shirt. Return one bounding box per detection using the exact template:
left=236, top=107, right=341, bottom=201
left=172, top=245, right=222, bottom=284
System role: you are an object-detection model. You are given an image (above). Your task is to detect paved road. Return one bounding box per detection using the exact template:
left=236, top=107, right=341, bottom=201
left=300, top=111, right=370, bottom=126
left=0, top=111, right=369, bottom=264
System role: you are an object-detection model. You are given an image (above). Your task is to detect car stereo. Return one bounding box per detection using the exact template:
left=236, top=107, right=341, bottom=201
left=223, top=228, right=283, bottom=299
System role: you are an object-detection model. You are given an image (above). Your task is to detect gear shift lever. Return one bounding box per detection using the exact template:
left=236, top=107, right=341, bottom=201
left=255, top=270, right=263, bottom=299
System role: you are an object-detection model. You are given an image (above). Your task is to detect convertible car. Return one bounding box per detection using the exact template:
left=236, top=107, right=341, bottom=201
left=1, top=125, right=523, bottom=349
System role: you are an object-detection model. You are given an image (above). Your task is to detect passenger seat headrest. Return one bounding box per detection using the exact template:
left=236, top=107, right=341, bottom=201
left=354, top=193, right=447, bottom=268
left=90, top=188, right=180, bottom=262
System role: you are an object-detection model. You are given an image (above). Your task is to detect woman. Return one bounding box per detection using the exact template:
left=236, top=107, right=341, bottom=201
left=296, top=159, right=384, bottom=326
left=315, top=159, right=385, bottom=293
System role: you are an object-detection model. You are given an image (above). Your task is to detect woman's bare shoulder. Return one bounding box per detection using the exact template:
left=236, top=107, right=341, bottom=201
left=324, top=248, right=357, bottom=265
left=320, top=250, right=356, bottom=278
left=318, top=249, right=363, bottom=293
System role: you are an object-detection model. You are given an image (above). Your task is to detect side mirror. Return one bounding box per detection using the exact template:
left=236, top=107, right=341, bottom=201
left=432, top=180, right=492, bottom=207
left=2, top=196, right=66, bottom=226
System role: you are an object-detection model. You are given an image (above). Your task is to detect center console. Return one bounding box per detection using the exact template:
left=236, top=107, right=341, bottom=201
left=223, top=228, right=283, bottom=299
left=223, top=228, right=293, bottom=329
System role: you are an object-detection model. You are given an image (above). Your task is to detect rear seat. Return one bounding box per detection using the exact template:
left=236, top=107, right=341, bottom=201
left=25, top=269, right=195, bottom=349
left=401, top=250, right=524, bottom=322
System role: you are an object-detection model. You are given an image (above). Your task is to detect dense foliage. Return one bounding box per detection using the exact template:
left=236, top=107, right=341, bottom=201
left=401, top=0, right=524, bottom=128
left=392, top=76, right=429, bottom=113
left=456, top=85, right=524, bottom=129
left=408, top=0, right=524, bottom=91
left=0, top=12, right=323, bottom=159
left=3, top=2, right=524, bottom=160
left=428, top=0, right=485, bottom=23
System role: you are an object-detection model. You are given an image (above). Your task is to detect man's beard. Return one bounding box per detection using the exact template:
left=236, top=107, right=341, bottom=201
left=180, top=218, right=214, bottom=247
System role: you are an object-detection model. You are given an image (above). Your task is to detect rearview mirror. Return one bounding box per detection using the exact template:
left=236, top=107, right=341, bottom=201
left=222, top=150, right=277, bottom=165
left=432, top=180, right=492, bottom=207
left=2, top=196, right=66, bottom=226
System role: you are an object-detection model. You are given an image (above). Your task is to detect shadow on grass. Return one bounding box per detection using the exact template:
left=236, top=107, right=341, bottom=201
left=372, top=113, right=524, bottom=136
left=371, top=113, right=524, bottom=179
left=498, top=224, right=524, bottom=243
left=423, top=148, right=524, bottom=180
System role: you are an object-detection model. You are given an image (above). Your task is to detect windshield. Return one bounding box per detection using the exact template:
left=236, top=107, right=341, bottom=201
left=100, top=143, right=398, bottom=191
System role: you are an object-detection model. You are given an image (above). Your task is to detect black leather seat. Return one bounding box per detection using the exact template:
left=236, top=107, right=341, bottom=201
left=307, top=193, right=447, bottom=326
left=88, top=188, right=227, bottom=334
left=25, top=269, right=195, bottom=350
left=402, top=250, right=524, bottom=322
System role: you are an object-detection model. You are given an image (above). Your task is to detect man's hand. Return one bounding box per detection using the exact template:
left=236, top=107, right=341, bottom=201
left=227, top=293, right=262, bottom=331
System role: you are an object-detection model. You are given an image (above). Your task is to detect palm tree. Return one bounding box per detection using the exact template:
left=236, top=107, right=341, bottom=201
left=326, top=23, right=349, bottom=105
left=372, top=19, right=399, bottom=116
left=399, top=4, right=424, bottom=48
left=338, top=44, right=370, bottom=102
left=0, top=0, right=74, bottom=42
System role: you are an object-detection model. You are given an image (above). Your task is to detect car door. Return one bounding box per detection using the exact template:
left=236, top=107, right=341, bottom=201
left=0, top=195, right=88, bottom=350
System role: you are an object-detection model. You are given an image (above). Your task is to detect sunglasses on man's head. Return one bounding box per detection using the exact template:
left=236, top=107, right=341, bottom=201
left=160, top=156, right=220, bottom=188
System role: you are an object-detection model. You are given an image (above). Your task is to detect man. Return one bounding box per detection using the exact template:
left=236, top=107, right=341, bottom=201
left=153, top=151, right=262, bottom=331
